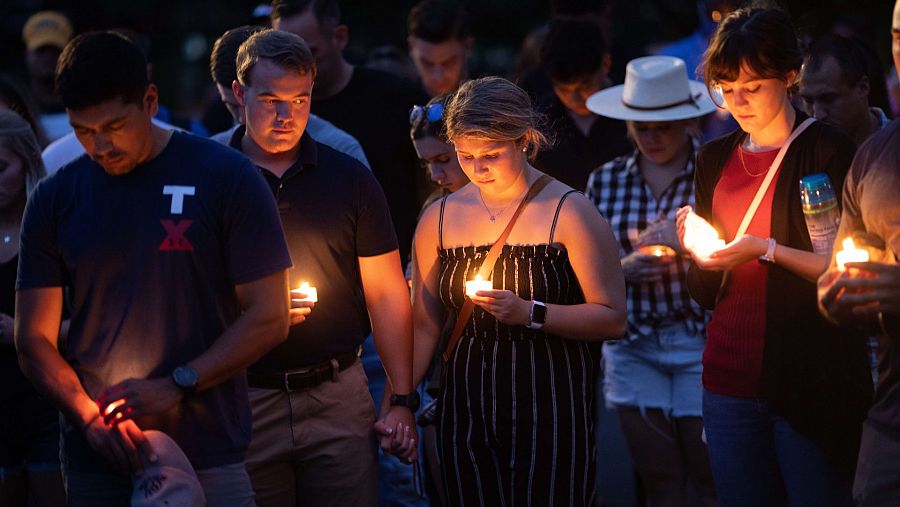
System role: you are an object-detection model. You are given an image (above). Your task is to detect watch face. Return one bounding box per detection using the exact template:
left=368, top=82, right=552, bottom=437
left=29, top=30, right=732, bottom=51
left=173, top=366, right=198, bottom=389
left=532, top=302, right=547, bottom=324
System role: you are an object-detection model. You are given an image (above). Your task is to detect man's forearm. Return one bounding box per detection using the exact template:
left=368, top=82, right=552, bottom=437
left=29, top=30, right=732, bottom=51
left=371, top=297, right=414, bottom=396
left=188, top=304, right=287, bottom=391
left=19, top=337, right=99, bottom=427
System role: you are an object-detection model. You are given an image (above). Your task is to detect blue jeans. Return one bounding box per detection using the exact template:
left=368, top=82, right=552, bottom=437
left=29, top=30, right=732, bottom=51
left=702, top=389, right=852, bottom=507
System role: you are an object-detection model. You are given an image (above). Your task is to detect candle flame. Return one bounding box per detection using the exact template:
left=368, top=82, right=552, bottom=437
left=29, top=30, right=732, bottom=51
left=474, top=275, right=483, bottom=282
left=104, top=399, right=126, bottom=420
left=683, top=211, right=726, bottom=258
left=299, top=281, right=310, bottom=291
left=842, top=238, right=855, bottom=251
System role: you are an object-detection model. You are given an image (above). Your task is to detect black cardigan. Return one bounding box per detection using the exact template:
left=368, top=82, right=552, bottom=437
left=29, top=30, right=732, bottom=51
left=688, top=111, right=872, bottom=477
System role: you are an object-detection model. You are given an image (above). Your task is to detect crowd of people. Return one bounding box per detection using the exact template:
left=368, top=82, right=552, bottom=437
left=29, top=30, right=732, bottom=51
left=0, top=0, right=899, bottom=506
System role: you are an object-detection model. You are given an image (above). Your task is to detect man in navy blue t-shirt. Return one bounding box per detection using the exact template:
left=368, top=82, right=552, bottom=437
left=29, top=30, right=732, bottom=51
left=229, top=29, right=417, bottom=505
left=14, top=32, right=292, bottom=506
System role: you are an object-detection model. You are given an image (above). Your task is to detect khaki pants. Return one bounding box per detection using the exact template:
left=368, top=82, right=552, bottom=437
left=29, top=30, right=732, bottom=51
left=245, top=361, right=377, bottom=507
left=854, top=420, right=900, bottom=507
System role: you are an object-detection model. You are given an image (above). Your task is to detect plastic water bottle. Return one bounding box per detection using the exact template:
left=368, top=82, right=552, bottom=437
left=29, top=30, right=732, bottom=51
left=800, top=173, right=841, bottom=255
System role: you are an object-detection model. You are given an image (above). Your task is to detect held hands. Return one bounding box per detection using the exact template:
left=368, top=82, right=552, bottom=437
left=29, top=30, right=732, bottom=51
left=374, top=404, right=419, bottom=464
left=469, top=290, right=531, bottom=325
left=82, top=404, right=156, bottom=475
left=818, top=261, right=900, bottom=325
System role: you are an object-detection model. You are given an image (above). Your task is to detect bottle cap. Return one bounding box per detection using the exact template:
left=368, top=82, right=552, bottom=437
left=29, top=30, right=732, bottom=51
left=800, top=173, right=836, bottom=207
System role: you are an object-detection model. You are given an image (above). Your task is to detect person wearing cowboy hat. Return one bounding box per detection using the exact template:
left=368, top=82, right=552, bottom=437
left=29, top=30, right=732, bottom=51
left=586, top=55, right=718, bottom=507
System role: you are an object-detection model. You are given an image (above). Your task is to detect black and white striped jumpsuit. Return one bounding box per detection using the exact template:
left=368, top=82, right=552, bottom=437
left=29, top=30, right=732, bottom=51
left=436, top=192, right=601, bottom=506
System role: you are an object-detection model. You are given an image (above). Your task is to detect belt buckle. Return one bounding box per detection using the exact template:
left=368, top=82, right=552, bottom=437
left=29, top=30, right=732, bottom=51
left=282, top=367, right=313, bottom=393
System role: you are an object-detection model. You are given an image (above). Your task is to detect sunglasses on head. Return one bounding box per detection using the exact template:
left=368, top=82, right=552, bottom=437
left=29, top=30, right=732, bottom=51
left=409, top=103, right=444, bottom=125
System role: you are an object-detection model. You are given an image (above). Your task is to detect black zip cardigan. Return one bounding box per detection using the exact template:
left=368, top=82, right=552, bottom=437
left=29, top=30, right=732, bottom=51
left=687, top=110, right=873, bottom=477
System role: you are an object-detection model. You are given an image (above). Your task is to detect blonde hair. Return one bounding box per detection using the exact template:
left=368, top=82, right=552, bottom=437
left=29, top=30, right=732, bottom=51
left=0, top=110, right=46, bottom=197
left=444, top=76, right=549, bottom=159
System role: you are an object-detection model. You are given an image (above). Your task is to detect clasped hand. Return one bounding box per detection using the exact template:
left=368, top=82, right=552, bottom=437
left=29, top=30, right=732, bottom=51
left=818, top=261, right=900, bottom=325
left=675, top=206, right=767, bottom=270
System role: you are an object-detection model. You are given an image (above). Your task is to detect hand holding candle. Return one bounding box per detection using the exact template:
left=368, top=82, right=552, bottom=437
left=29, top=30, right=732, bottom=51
left=291, top=281, right=318, bottom=303
left=835, top=238, right=869, bottom=271
left=465, top=275, right=492, bottom=297
left=681, top=210, right=726, bottom=259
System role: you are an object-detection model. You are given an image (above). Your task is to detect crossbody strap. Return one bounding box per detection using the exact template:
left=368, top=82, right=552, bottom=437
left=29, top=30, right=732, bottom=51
left=442, top=174, right=553, bottom=362
left=733, top=117, right=815, bottom=239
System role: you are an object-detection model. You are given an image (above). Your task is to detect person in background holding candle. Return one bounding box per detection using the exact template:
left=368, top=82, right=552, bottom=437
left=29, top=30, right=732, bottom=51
left=585, top=55, right=717, bottom=507
left=818, top=2, right=900, bottom=503
left=228, top=30, right=416, bottom=506
left=675, top=7, right=871, bottom=506
left=14, top=32, right=292, bottom=506
left=411, top=76, right=626, bottom=506
left=0, top=111, right=64, bottom=506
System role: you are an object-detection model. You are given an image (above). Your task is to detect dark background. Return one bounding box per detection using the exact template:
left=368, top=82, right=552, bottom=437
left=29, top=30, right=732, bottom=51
left=1, top=0, right=894, bottom=119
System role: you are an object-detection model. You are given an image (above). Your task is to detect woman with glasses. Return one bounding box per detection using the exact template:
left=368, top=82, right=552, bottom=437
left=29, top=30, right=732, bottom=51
left=676, top=7, right=870, bottom=505
left=410, top=76, right=626, bottom=506
left=586, top=55, right=717, bottom=507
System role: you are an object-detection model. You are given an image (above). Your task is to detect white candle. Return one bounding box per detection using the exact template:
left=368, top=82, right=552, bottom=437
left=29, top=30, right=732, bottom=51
left=291, top=281, right=318, bottom=303
left=465, top=275, right=492, bottom=297
left=835, top=238, right=869, bottom=271
left=682, top=211, right=726, bottom=259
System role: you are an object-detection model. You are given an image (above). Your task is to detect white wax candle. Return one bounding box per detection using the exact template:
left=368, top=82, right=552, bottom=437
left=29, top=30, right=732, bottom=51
left=682, top=211, right=726, bottom=259
left=835, top=238, right=869, bottom=271
left=291, top=282, right=318, bottom=303
left=465, top=275, right=492, bottom=297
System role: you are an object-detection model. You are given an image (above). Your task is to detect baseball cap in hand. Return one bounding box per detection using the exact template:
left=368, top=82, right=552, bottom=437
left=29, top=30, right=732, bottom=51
left=131, top=430, right=205, bottom=507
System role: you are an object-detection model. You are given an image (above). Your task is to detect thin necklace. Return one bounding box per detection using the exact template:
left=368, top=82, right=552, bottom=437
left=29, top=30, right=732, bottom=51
left=478, top=188, right=526, bottom=223
left=739, top=139, right=767, bottom=177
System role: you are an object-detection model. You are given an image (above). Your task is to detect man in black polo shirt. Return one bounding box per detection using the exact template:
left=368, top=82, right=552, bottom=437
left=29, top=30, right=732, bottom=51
left=229, top=29, right=417, bottom=506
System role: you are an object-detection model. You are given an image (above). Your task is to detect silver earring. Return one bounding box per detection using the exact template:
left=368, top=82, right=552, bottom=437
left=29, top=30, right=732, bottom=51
left=522, top=146, right=527, bottom=152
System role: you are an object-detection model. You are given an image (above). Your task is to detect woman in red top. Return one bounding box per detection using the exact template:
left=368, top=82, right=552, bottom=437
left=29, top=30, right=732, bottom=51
left=676, top=7, right=870, bottom=507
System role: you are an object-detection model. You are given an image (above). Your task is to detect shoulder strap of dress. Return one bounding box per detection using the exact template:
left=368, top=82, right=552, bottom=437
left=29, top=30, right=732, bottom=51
left=550, top=190, right=580, bottom=243
left=438, top=195, right=449, bottom=251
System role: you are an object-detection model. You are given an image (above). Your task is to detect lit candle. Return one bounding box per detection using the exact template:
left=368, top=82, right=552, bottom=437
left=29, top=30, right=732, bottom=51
left=104, top=399, right=126, bottom=421
left=465, top=275, right=492, bottom=297
left=835, top=238, right=869, bottom=271
left=291, top=281, right=318, bottom=303
left=682, top=211, right=726, bottom=259
left=638, top=244, right=676, bottom=258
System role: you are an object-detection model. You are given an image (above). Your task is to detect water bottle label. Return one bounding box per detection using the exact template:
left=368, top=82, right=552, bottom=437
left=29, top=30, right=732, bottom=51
left=803, top=208, right=841, bottom=255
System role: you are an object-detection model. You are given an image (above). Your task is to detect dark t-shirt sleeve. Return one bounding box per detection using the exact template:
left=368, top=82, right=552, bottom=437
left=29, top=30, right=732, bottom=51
left=17, top=179, right=64, bottom=289
left=355, top=167, right=399, bottom=258
left=223, top=159, right=293, bottom=284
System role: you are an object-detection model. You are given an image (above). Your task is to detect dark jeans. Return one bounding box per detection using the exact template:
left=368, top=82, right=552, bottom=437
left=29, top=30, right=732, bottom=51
left=702, top=389, right=852, bottom=507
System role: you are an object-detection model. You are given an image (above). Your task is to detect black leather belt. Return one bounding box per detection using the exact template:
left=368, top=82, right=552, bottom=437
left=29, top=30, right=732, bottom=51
left=247, top=350, right=359, bottom=392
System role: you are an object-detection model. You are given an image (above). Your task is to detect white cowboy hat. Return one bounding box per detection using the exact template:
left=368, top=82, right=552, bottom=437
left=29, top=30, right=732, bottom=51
left=586, top=56, right=716, bottom=122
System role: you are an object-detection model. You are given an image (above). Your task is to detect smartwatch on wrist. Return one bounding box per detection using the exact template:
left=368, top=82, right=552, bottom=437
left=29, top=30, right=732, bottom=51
left=172, top=365, right=199, bottom=395
left=390, top=391, right=421, bottom=412
left=759, top=237, right=777, bottom=264
left=526, top=300, right=548, bottom=330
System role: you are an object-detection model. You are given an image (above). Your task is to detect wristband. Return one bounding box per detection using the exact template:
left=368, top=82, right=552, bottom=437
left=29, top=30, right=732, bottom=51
left=759, top=237, right=776, bottom=264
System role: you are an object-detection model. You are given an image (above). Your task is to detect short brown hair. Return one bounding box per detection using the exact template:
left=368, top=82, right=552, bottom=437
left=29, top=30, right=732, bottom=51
left=702, top=7, right=801, bottom=89
left=211, top=25, right=265, bottom=87
left=444, top=76, right=549, bottom=159
left=236, top=29, right=316, bottom=86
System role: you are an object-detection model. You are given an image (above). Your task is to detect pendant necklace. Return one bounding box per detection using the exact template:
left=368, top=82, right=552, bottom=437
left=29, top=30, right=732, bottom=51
left=478, top=187, right=526, bottom=223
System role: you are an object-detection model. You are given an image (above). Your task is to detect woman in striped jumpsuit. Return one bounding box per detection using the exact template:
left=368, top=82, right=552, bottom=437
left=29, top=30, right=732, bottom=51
left=410, top=76, right=627, bottom=506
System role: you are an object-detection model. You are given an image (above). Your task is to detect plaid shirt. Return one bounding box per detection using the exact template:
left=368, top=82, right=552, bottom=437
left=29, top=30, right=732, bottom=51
left=586, top=143, right=707, bottom=339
